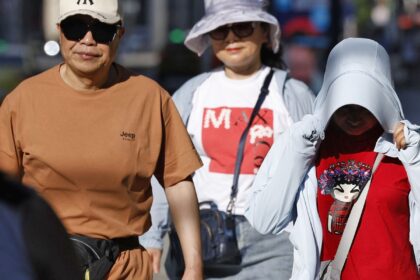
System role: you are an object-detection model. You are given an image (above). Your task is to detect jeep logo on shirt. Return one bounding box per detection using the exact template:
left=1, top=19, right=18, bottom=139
left=120, top=131, right=136, bottom=141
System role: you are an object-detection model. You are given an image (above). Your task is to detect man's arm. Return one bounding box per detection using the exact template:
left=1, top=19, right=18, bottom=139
left=165, top=179, right=202, bottom=280
left=0, top=95, right=22, bottom=178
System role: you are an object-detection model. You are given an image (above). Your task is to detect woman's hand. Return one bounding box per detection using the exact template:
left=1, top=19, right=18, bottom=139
left=146, top=248, right=162, bottom=274
left=394, top=122, right=407, bottom=150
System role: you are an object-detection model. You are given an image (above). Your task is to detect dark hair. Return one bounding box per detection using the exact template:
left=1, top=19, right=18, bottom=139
left=260, top=23, right=287, bottom=70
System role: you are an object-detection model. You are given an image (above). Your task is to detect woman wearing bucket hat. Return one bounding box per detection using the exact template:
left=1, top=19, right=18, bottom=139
left=140, top=0, right=315, bottom=279
left=246, top=37, right=420, bottom=279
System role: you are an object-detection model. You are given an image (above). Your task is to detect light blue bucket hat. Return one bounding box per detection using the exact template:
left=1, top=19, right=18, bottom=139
left=185, top=0, right=281, bottom=56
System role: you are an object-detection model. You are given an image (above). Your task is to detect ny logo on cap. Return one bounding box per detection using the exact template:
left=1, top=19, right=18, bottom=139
left=77, top=0, right=94, bottom=5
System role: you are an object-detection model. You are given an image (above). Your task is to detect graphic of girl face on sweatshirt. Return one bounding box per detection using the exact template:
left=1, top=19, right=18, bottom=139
left=319, top=160, right=372, bottom=234
left=332, top=183, right=361, bottom=203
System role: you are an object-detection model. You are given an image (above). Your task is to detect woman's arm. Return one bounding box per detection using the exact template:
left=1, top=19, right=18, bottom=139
left=394, top=121, right=420, bottom=266
left=282, top=77, right=316, bottom=121
left=245, top=115, right=323, bottom=234
left=392, top=121, right=420, bottom=204
left=139, top=177, right=169, bottom=273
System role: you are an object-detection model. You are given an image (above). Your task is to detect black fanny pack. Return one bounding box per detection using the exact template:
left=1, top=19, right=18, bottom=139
left=70, top=235, right=140, bottom=280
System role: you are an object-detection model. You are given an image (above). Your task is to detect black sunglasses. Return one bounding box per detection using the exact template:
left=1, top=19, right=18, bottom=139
left=60, top=16, right=121, bottom=44
left=208, top=22, right=257, bottom=40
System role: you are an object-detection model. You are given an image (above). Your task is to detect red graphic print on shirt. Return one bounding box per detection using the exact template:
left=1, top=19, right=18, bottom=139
left=202, top=107, right=274, bottom=174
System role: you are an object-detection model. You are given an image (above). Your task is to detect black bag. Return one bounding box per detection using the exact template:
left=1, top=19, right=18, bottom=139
left=198, top=201, right=241, bottom=266
left=168, top=201, right=241, bottom=267
left=167, top=70, right=275, bottom=277
left=70, top=235, right=139, bottom=280
left=167, top=202, right=241, bottom=278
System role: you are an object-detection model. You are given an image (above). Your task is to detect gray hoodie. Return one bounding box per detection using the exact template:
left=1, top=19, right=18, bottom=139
left=314, top=37, right=404, bottom=132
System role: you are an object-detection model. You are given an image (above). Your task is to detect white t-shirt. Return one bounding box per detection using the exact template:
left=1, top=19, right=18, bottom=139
left=188, top=67, right=294, bottom=215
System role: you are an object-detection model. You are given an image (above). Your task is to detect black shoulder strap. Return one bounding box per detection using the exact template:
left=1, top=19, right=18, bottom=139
left=227, top=69, right=275, bottom=214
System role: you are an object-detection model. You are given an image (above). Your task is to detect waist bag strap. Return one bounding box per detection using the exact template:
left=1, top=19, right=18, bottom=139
left=70, top=235, right=140, bottom=280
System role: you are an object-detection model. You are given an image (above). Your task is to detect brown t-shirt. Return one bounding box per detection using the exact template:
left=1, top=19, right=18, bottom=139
left=0, top=64, right=202, bottom=239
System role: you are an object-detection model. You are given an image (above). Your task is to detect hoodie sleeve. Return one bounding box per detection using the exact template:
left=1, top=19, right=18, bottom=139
left=283, top=77, right=316, bottom=122
left=376, top=120, right=420, bottom=264
left=401, top=121, right=420, bottom=265
left=139, top=177, right=170, bottom=249
left=245, top=115, right=324, bottom=235
left=375, top=121, right=420, bottom=203
left=399, top=121, right=420, bottom=198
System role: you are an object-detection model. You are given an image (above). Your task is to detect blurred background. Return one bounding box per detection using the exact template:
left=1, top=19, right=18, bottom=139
left=0, top=0, right=418, bottom=119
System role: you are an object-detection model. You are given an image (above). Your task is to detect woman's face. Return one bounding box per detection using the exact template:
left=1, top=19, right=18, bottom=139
left=210, top=22, right=268, bottom=78
left=332, top=105, right=379, bottom=136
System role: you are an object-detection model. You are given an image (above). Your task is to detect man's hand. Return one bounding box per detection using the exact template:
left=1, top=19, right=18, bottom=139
left=394, top=122, right=407, bottom=150
left=146, top=248, right=162, bottom=274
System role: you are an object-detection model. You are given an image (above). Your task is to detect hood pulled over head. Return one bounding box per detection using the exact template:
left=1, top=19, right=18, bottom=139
left=314, top=38, right=404, bottom=133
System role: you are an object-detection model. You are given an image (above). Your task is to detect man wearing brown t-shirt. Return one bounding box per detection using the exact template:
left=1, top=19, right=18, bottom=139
left=0, top=1, right=203, bottom=279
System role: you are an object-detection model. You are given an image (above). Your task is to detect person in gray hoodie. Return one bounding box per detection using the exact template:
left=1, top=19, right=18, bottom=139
left=246, top=37, right=420, bottom=279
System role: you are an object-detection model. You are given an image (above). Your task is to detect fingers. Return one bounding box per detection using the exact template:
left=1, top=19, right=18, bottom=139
left=146, top=248, right=162, bottom=274
left=393, top=123, right=407, bottom=150
left=152, top=251, right=161, bottom=274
